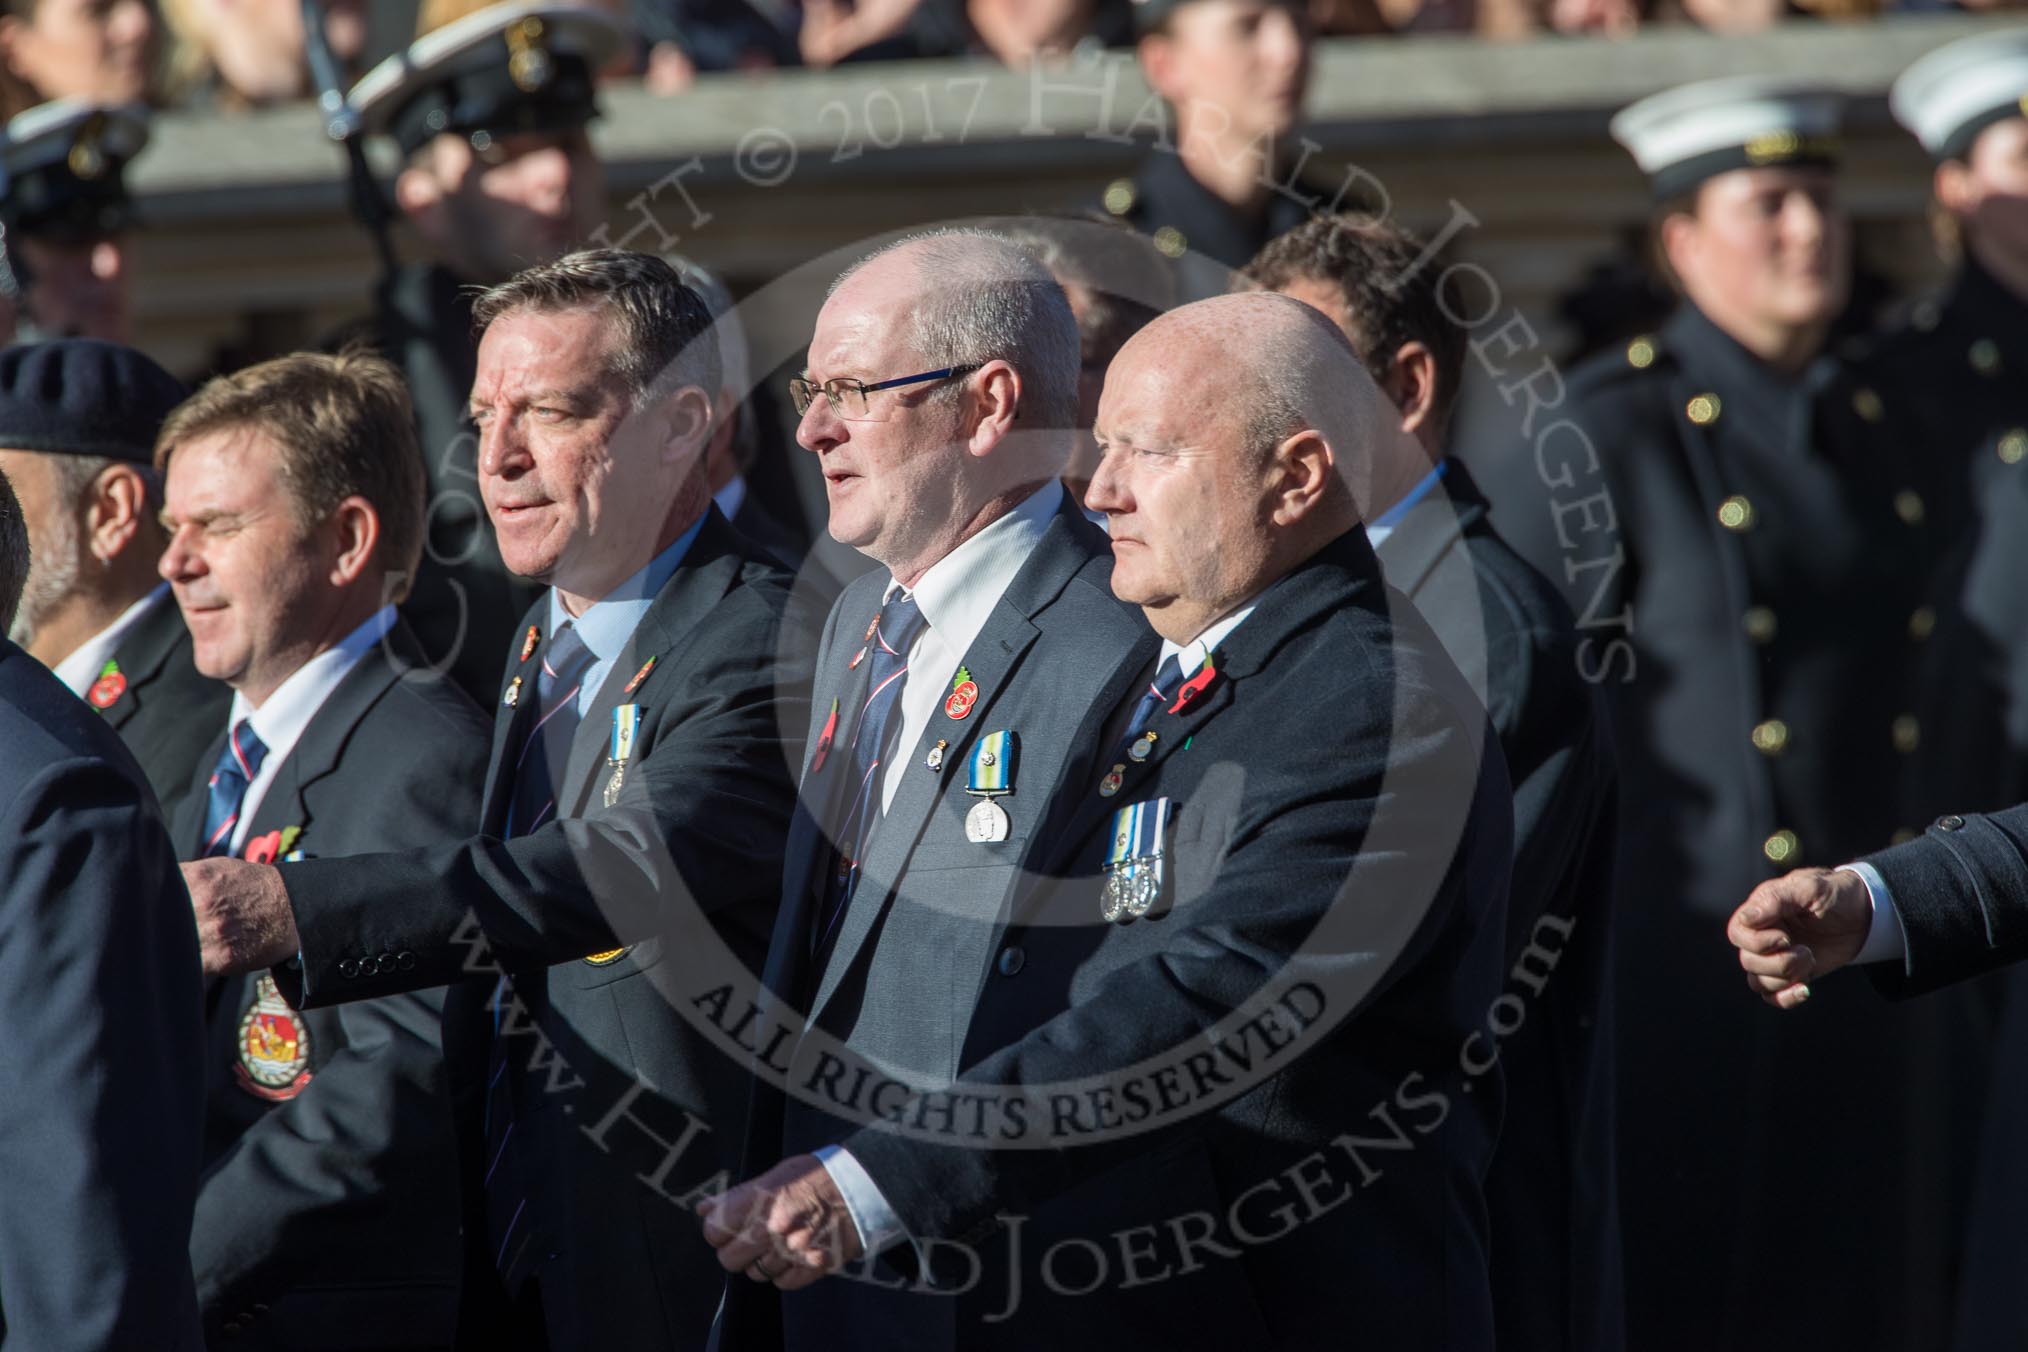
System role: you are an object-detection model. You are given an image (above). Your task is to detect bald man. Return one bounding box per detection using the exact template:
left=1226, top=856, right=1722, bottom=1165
left=705, top=292, right=1515, bottom=1351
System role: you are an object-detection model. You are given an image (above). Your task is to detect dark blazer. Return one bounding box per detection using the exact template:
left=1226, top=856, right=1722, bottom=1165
left=171, top=619, right=488, bottom=1350
left=778, top=526, right=1514, bottom=1352
left=91, top=587, right=231, bottom=826
left=0, top=638, right=205, bottom=1350
left=722, top=497, right=1157, bottom=1350
left=1375, top=460, right=1623, bottom=1352
left=1865, top=806, right=2028, bottom=998
left=272, top=510, right=815, bottom=1351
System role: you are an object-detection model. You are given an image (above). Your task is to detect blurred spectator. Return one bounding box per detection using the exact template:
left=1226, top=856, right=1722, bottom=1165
left=0, top=98, right=146, bottom=343
left=0, top=0, right=157, bottom=120
left=1001, top=212, right=1169, bottom=502
left=159, top=0, right=365, bottom=108
left=627, top=0, right=794, bottom=82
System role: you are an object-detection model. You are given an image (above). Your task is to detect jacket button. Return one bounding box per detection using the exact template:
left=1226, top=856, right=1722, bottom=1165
left=1762, top=829, right=1799, bottom=863
left=338, top=958, right=359, bottom=979
left=1908, top=606, right=1936, bottom=641
left=1893, top=489, right=1925, bottom=526
left=1891, top=828, right=1917, bottom=846
left=1742, top=607, right=1777, bottom=644
left=1687, top=393, right=1722, bottom=426
left=379, top=952, right=398, bottom=974
left=397, top=951, right=417, bottom=972
left=1892, top=715, right=1920, bottom=754
left=1999, top=429, right=2027, bottom=465
left=222, top=1321, right=242, bottom=1337
left=1750, top=719, right=1789, bottom=755
left=1716, top=495, right=1754, bottom=531
left=997, top=946, right=1025, bottom=977
left=1938, top=814, right=1966, bottom=831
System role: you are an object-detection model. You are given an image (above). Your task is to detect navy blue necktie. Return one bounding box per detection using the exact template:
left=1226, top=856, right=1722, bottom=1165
left=1118, top=653, right=1185, bottom=758
left=505, top=622, right=596, bottom=838
left=487, top=620, right=596, bottom=1289
left=812, top=590, right=928, bottom=962
left=201, top=719, right=268, bottom=858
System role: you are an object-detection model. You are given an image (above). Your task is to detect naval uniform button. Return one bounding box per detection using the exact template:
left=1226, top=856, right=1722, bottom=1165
left=338, top=958, right=359, bottom=979
left=1716, top=495, right=1754, bottom=531
left=1625, top=335, right=1656, bottom=369
left=1762, top=829, right=1799, bottom=863
left=1151, top=226, right=1186, bottom=258
left=1893, top=489, right=1926, bottom=526
left=1938, top=814, right=1965, bottom=831
left=997, top=946, right=1025, bottom=977
left=1892, top=714, right=1920, bottom=754
left=1686, top=393, right=1722, bottom=426
left=1908, top=605, right=1936, bottom=641
left=1750, top=719, right=1789, bottom=755
left=1742, top=606, right=1777, bottom=644
left=2000, top=429, right=2028, bottom=465
left=1852, top=387, right=1884, bottom=422
left=1102, top=178, right=1136, bottom=215
left=1890, top=828, right=1917, bottom=846
left=1970, top=338, right=2002, bottom=376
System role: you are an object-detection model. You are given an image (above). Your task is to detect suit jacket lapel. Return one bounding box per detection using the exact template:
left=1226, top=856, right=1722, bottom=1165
left=481, top=605, right=548, bottom=834
left=98, top=590, right=184, bottom=732
left=1374, top=462, right=1490, bottom=601
left=556, top=513, right=745, bottom=821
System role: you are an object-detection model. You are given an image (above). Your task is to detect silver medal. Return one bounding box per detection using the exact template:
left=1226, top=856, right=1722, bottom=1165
left=602, top=762, right=625, bottom=808
left=965, top=798, right=1011, bottom=843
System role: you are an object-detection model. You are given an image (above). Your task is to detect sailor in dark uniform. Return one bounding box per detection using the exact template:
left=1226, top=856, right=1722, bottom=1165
left=0, top=98, right=149, bottom=345
left=1873, top=35, right=2028, bottom=1349
left=341, top=2, right=623, bottom=703
left=1097, top=0, right=1339, bottom=295
left=1482, top=78, right=1988, bottom=1352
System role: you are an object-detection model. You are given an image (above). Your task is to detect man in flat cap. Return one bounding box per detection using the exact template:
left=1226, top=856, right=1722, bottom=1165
left=0, top=337, right=228, bottom=824
left=1480, top=76, right=1984, bottom=1352
left=1096, top=0, right=1339, bottom=294
left=0, top=97, right=149, bottom=344
left=339, top=1, right=624, bottom=705
left=0, top=461, right=207, bottom=1351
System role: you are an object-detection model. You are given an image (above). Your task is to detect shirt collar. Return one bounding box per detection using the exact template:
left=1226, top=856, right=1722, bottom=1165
left=50, top=583, right=169, bottom=698
left=887, top=480, right=1064, bottom=649
left=546, top=511, right=709, bottom=664
left=1365, top=458, right=1450, bottom=548
left=712, top=474, right=748, bottom=524
left=1160, top=600, right=1258, bottom=683
left=232, top=605, right=397, bottom=754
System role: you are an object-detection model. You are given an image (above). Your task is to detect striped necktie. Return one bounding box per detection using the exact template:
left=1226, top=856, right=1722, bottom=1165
left=201, top=719, right=269, bottom=858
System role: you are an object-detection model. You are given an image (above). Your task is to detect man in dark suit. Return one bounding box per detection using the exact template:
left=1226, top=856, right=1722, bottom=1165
left=1479, top=79, right=1985, bottom=1352
left=706, top=292, right=1513, bottom=1350
left=1250, top=215, right=1623, bottom=1352
left=0, top=338, right=228, bottom=824
left=0, top=470, right=207, bottom=1347
left=182, top=249, right=814, bottom=1352
left=154, top=350, right=489, bottom=1348
left=706, top=229, right=1156, bottom=1351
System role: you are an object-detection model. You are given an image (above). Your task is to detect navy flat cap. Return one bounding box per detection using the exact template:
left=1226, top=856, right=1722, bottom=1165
left=0, top=339, right=187, bottom=463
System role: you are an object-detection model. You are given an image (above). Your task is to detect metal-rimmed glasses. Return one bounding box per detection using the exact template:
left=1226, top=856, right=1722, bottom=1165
left=788, top=364, right=982, bottom=420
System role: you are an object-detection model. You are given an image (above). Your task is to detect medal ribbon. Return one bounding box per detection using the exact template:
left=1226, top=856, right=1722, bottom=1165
left=610, top=703, right=639, bottom=763
left=967, top=729, right=1014, bottom=795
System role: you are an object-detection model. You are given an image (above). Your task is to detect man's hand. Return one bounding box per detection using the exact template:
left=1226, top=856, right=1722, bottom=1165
left=1727, top=866, right=1873, bottom=1009
left=698, top=1154, right=865, bottom=1290
left=182, top=858, right=300, bottom=977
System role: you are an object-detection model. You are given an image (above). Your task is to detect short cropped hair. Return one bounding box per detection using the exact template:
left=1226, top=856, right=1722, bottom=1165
left=155, top=350, right=428, bottom=600
left=472, top=248, right=722, bottom=409
left=1243, top=215, right=1469, bottom=441
left=0, top=469, right=27, bottom=631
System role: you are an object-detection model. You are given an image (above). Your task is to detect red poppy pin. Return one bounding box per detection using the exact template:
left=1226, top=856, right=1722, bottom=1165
left=1168, top=650, right=1221, bottom=714
left=87, top=660, right=126, bottom=710
left=520, top=625, right=541, bottom=663
left=811, top=698, right=839, bottom=773
left=623, top=656, right=657, bottom=694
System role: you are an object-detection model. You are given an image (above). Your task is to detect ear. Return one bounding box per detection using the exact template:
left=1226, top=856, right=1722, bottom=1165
left=1934, top=159, right=1975, bottom=219
left=702, top=384, right=740, bottom=483
left=966, top=360, right=1022, bottom=457
left=1266, top=427, right=1335, bottom=526
left=1137, top=32, right=1180, bottom=102
left=1659, top=209, right=1700, bottom=285
left=327, top=495, right=382, bottom=589
left=82, top=464, right=148, bottom=563
left=657, top=385, right=714, bottom=466
left=1382, top=342, right=1441, bottom=439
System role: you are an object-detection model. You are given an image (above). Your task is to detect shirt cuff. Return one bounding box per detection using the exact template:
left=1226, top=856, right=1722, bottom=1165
left=813, top=1144, right=906, bottom=1258
left=1841, top=861, right=1908, bottom=965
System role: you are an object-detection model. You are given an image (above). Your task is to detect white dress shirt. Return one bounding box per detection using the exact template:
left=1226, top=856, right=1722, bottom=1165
left=1841, top=861, right=1911, bottom=965
left=222, top=606, right=396, bottom=855
left=50, top=583, right=172, bottom=697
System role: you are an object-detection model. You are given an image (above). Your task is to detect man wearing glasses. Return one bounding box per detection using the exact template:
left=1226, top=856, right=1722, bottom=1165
left=708, top=227, right=1157, bottom=1351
